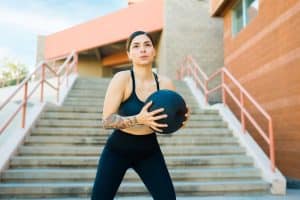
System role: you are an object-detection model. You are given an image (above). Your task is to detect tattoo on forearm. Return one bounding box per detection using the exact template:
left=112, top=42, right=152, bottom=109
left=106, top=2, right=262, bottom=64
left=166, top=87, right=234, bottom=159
left=102, top=114, right=139, bottom=129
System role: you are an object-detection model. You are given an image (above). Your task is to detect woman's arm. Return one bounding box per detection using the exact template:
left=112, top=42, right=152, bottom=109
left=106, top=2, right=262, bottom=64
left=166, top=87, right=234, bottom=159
left=102, top=114, right=139, bottom=129
left=101, top=71, right=138, bottom=129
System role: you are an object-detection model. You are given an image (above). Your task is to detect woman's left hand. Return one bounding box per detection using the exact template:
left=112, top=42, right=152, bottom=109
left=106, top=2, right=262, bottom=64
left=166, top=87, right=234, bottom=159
left=181, top=105, right=191, bottom=129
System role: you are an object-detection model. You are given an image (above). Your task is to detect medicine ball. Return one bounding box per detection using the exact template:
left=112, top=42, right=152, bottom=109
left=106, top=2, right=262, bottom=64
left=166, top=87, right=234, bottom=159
left=145, top=89, right=187, bottom=134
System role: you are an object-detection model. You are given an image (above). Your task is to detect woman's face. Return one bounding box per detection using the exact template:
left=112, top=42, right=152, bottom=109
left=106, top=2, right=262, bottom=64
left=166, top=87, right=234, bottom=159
left=127, top=34, right=156, bottom=66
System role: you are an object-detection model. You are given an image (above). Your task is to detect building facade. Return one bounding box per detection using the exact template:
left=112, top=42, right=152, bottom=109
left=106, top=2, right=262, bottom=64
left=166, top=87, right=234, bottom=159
left=37, top=0, right=300, bottom=181
left=37, top=0, right=223, bottom=82
left=210, top=0, right=300, bottom=181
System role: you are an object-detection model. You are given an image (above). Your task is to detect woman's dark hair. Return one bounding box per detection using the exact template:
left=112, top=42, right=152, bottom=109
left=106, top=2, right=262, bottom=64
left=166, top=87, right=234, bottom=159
left=126, top=31, right=154, bottom=52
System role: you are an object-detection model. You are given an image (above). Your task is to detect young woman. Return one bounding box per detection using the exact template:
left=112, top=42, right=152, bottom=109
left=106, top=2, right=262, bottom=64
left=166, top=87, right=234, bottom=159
left=91, top=30, right=189, bottom=199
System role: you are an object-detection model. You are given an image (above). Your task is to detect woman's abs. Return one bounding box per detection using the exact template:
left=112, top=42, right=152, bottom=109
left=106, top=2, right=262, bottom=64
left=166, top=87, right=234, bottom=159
left=121, top=125, right=154, bottom=135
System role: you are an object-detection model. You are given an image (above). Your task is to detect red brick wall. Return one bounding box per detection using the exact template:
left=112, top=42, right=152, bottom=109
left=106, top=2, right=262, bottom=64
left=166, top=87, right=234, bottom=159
left=222, top=0, right=300, bottom=178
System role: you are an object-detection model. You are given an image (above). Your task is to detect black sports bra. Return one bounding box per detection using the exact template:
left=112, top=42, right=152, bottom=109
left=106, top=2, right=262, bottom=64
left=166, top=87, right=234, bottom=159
left=118, top=69, right=160, bottom=116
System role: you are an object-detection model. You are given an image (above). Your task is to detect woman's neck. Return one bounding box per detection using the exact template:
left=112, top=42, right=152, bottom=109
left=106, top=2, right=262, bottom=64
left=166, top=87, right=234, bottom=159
left=132, top=64, right=153, bottom=81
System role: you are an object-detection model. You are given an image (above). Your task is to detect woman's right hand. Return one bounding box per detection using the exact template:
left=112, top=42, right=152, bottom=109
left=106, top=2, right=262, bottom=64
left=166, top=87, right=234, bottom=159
left=136, top=101, right=168, bottom=132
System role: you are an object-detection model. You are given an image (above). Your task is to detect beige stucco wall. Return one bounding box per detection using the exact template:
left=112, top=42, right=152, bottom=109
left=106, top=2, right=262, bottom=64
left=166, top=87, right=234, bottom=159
left=77, top=56, right=103, bottom=77
left=36, top=35, right=45, bottom=64
left=155, top=30, right=167, bottom=75
left=156, top=0, right=224, bottom=102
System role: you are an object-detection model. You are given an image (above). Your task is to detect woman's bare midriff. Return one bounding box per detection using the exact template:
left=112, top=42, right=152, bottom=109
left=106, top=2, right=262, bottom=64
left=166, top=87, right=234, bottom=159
left=121, top=125, right=155, bottom=135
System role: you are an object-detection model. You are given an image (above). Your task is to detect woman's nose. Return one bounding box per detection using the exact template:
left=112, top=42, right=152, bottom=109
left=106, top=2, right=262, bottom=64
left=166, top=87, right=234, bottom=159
left=140, top=46, right=146, bottom=52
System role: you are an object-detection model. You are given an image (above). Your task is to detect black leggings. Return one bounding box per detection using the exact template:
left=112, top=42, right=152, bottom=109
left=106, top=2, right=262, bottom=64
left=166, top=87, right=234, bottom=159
left=91, top=129, right=176, bottom=200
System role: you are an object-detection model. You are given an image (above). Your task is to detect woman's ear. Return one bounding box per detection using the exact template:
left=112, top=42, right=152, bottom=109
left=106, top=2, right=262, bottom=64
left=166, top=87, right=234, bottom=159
left=127, top=51, right=131, bottom=60
left=153, top=48, right=156, bottom=57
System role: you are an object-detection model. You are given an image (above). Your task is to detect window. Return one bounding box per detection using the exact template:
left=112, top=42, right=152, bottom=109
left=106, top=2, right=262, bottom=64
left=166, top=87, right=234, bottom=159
left=246, top=0, right=259, bottom=24
left=232, top=0, right=259, bottom=35
left=232, top=0, right=243, bottom=35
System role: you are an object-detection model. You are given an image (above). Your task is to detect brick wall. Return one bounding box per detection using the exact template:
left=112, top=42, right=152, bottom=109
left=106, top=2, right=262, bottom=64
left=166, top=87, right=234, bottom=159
left=221, top=0, right=300, bottom=179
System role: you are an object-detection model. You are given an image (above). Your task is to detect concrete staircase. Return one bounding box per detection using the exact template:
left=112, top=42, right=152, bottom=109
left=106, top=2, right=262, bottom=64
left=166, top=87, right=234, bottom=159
left=0, top=77, right=270, bottom=199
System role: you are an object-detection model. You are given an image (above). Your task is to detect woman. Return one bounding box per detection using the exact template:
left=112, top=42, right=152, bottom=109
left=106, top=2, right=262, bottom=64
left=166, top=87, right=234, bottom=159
left=91, top=30, right=189, bottom=199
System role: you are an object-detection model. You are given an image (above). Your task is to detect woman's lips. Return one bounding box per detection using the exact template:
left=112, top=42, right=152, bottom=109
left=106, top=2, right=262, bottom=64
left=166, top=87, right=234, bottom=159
left=140, top=55, right=149, bottom=58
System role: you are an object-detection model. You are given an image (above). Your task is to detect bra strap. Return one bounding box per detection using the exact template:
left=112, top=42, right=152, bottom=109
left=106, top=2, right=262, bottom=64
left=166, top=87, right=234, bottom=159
left=130, top=69, right=136, bottom=92
left=153, top=72, right=160, bottom=91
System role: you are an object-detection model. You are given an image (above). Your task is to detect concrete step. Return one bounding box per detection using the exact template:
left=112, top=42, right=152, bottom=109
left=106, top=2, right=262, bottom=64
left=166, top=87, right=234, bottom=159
left=35, top=119, right=100, bottom=128
left=24, top=135, right=238, bottom=146
left=76, top=76, right=110, bottom=83
left=73, top=80, right=189, bottom=86
left=35, top=119, right=227, bottom=128
left=68, top=89, right=194, bottom=99
left=70, top=83, right=191, bottom=91
left=72, top=84, right=108, bottom=89
left=17, top=146, right=245, bottom=156
left=69, top=88, right=106, bottom=93
left=63, top=97, right=199, bottom=106
left=64, top=97, right=104, bottom=102
left=31, top=127, right=233, bottom=136
left=74, top=81, right=110, bottom=84
left=67, top=90, right=196, bottom=100
left=72, top=81, right=190, bottom=89
left=66, top=92, right=106, bottom=98
left=2, top=168, right=262, bottom=183
left=175, top=86, right=192, bottom=91
left=45, top=105, right=219, bottom=115
left=62, top=100, right=200, bottom=110
left=63, top=101, right=200, bottom=112
left=0, top=180, right=269, bottom=198
left=39, top=112, right=222, bottom=121
left=70, top=82, right=187, bottom=89
left=9, top=155, right=254, bottom=168
left=74, top=78, right=184, bottom=85
left=61, top=102, right=102, bottom=108
left=74, top=78, right=188, bottom=88
left=72, top=77, right=190, bottom=86
left=73, top=81, right=110, bottom=85
left=40, top=112, right=101, bottom=120
left=45, top=105, right=102, bottom=113
left=61, top=95, right=192, bottom=104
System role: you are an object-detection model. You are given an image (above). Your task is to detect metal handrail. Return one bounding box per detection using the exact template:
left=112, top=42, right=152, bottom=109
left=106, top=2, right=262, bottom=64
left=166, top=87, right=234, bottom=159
left=177, top=55, right=275, bottom=172
left=0, top=51, right=78, bottom=134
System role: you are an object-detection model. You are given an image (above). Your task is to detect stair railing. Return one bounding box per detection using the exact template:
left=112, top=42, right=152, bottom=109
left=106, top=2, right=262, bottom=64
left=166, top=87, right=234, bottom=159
left=0, top=51, right=78, bottom=134
left=177, top=55, right=275, bottom=172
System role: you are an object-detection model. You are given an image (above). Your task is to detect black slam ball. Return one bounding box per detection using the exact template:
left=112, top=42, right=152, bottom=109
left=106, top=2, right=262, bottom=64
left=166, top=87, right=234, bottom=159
left=145, top=89, right=187, bottom=134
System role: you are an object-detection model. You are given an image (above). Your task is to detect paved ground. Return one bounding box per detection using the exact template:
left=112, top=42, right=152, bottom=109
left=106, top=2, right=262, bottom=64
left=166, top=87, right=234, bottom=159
left=6, top=190, right=299, bottom=200
left=113, top=189, right=300, bottom=200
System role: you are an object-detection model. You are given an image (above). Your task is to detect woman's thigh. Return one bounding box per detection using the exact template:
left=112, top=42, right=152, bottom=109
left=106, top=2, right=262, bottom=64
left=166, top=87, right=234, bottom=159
left=132, top=149, right=176, bottom=200
left=91, top=146, right=131, bottom=200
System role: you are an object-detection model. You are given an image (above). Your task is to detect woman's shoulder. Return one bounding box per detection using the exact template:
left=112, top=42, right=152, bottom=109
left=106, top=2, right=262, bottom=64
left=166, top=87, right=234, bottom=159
left=156, top=73, right=176, bottom=90
left=107, top=70, right=131, bottom=90
left=157, top=73, right=171, bottom=82
left=113, top=70, right=131, bottom=79
left=111, top=70, right=131, bottom=83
